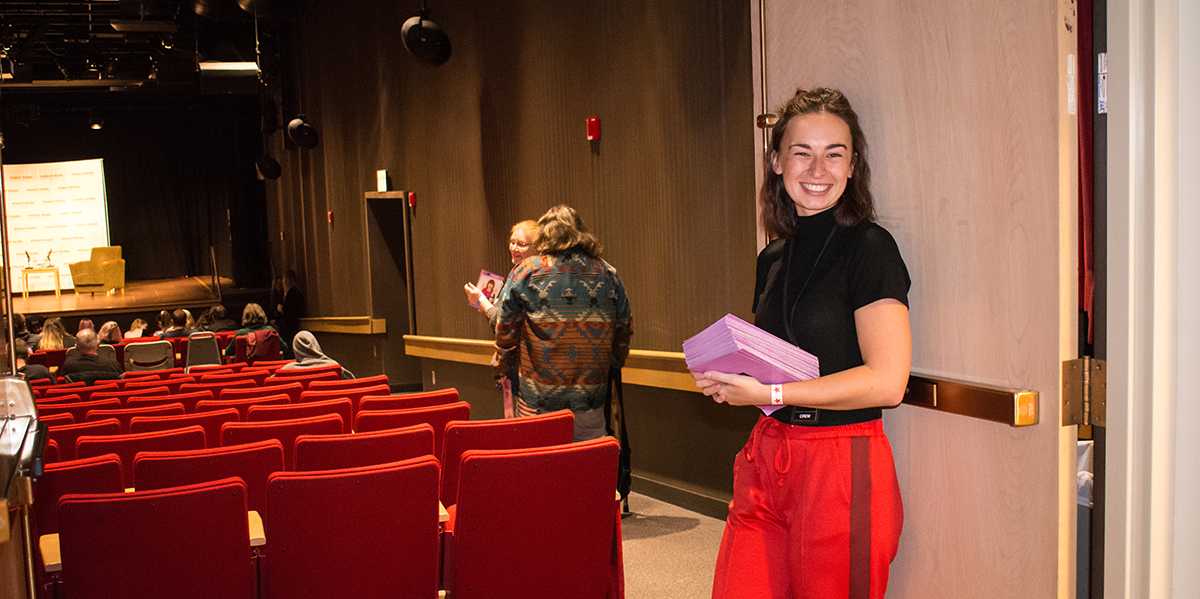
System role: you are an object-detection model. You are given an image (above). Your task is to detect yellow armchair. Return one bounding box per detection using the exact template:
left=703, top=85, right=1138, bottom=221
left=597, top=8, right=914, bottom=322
left=69, top=246, right=125, bottom=294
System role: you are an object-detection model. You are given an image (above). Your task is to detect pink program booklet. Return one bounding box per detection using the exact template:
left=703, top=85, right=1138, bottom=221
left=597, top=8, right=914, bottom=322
left=470, top=270, right=506, bottom=309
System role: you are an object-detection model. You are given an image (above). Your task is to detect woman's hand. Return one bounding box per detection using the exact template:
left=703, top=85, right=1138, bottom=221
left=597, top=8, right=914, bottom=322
left=464, top=283, right=492, bottom=311
left=692, top=371, right=769, bottom=406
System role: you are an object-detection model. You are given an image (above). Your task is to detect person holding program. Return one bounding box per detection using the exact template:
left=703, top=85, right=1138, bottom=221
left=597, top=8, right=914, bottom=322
left=463, top=220, right=539, bottom=327
left=693, top=87, right=910, bottom=599
left=493, top=206, right=632, bottom=441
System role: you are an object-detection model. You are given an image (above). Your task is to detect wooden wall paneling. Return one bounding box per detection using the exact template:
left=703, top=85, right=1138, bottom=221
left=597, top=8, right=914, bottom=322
left=756, top=0, right=1074, bottom=596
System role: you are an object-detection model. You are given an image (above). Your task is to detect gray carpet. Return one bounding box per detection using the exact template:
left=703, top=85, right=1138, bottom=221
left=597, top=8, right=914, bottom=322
left=621, top=492, right=726, bottom=599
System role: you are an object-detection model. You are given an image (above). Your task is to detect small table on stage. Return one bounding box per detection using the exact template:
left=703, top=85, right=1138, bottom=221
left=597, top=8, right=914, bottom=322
left=21, top=268, right=61, bottom=300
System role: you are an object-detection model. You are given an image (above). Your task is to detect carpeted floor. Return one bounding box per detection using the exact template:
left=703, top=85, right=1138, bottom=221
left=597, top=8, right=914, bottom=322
left=621, top=492, right=726, bottom=598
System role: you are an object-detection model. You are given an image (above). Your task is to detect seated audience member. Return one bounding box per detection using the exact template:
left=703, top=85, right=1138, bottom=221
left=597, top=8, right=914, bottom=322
left=14, top=338, right=54, bottom=385
left=201, top=305, right=239, bottom=332
left=27, top=315, right=45, bottom=335
left=280, top=331, right=355, bottom=380
left=35, top=318, right=75, bottom=351
left=98, top=321, right=123, bottom=344
left=184, top=309, right=196, bottom=330
left=58, top=329, right=122, bottom=384
left=13, top=313, right=41, bottom=349
left=224, top=303, right=290, bottom=357
left=77, top=319, right=95, bottom=333
left=160, top=309, right=193, bottom=339
left=152, top=310, right=172, bottom=336
left=125, top=318, right=149, bottom=338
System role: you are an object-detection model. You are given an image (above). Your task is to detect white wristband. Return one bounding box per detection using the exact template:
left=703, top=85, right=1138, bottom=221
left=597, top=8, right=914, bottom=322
left=771, top=384, right=783, bottom=405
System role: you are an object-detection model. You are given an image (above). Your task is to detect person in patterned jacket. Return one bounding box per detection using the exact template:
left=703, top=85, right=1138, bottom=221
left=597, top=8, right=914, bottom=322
left=492, top=204, right=633, bottom=442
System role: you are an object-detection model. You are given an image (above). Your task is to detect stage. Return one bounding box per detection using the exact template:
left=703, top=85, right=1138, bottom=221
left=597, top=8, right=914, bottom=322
left=8, top=276, right=234, bottom=320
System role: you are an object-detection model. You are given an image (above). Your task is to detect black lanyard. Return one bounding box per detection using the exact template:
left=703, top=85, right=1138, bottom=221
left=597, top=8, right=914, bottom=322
left=782, top=225, right=838, bottom=346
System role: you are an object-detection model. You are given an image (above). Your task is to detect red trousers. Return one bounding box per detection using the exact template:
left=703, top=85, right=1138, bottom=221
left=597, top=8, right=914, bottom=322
left=712, top=416, right=903, bottom=599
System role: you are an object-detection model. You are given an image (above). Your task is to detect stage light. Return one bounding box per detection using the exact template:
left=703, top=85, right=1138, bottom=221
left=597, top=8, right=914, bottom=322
left=88, top=112, right=104, bottom=130
left=198, top=61, right=260, bottom=76
left=401, top=5, right=451, bottom=66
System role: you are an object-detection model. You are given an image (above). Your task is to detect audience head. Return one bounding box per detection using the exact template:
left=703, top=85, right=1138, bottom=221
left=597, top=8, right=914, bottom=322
left=13, top=338, right=29, bottom=363
left=157, top=310, right=172, bottom=332
left=98, top=321, right=122, bottom=343
left=77, top=319, right=94, bottom=332
left=129, top=318, right=147, bottom=332
left=242, top=303, right=268, bottom=327
left=184, top=309, right=195, bottom=329
left=510, top=220, right=540, bottom=265
left=760, top=87, right=874, bottom=237
left=40, top=318, right=67, bottom=350
left=172, top=309, right=188, bottom=328
left=210, top=305, right=227, bottom=320
left=75, top=329, right=99, bottom=354
left=12, top=313, right=27, bottom=333
left=27, top=315, right=44, bottom=333
left=291, top=331, right=328, bottom=363
left=536, top=205, right=602, bottom=258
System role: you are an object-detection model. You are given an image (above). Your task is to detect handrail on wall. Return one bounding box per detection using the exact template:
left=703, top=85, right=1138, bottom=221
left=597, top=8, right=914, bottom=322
left=401, top=335, right=1040, bottom=426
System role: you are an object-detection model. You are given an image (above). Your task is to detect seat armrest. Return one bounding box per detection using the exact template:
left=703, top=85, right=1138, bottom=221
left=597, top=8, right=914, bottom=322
left=40, top=533, right=61, bottom=573
left=249, top=510, right=265, bottom=547
left=439, top=502, right=449, bottom=523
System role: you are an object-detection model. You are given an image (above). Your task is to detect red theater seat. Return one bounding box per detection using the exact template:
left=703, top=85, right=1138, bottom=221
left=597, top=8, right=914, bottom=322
left=293, top=424, right=435, bottom=472
left=54, top=478, right=255, bottom=599
left=264, top=456, right=441, bottom=599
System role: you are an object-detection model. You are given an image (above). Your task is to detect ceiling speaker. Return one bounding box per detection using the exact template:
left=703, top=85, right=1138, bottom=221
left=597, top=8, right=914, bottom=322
left=401, top=12, right=451, bottom=66
left=256, top=155, right=282, bottom=179
left=287, top=116, right=318, bottom=150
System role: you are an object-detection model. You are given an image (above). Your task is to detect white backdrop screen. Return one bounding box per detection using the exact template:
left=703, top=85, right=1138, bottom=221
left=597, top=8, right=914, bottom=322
left=3, top=158, right=111, bottom=292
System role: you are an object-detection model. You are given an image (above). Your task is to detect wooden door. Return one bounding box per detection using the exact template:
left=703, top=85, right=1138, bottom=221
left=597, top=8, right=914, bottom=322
left=753, top=0, right=1079, bottom=596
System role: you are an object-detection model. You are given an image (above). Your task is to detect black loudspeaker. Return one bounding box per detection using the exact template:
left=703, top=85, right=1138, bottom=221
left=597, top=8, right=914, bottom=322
left=401, top=13, right=451, bottom=66
left=286, top=116, right=318, bottom=150
left=256, top=155, right=282, bottom=179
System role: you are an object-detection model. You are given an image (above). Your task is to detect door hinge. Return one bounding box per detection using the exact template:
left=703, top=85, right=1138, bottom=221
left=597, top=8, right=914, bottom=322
left=1062, top=357, right=1106, bottom=427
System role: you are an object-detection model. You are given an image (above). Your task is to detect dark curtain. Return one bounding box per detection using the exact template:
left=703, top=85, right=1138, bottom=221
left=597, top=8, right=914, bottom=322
left=0, top=94, right=269, bottom=286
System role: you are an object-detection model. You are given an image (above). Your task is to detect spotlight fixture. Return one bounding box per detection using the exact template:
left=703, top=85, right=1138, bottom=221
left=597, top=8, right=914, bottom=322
left=287, top=116, right=318, bottom=150
left=88, top=112, right=104, bottom=130
left=401, top=4, right=451, bottom=66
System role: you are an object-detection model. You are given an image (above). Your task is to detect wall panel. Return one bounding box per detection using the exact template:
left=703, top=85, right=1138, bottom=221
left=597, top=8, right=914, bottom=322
left=268, top=0, right=756, bottom=357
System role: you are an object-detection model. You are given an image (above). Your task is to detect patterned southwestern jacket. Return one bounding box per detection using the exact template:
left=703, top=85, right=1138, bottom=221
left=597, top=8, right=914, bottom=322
left=492, top=250, right=633, bottom=413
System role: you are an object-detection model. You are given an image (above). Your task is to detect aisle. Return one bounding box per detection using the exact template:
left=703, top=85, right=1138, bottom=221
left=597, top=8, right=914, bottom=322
left=621, top=492, right=725, bottom=599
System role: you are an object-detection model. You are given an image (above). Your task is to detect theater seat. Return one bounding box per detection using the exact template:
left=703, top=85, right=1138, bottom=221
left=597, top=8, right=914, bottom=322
left=68, top=246, right=125, bottom=294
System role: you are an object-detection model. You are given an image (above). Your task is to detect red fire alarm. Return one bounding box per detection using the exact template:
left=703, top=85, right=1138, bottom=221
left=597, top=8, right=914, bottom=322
left=408, top=191, right=416, bottom=207
left=586, top=117, right=600, bottom=141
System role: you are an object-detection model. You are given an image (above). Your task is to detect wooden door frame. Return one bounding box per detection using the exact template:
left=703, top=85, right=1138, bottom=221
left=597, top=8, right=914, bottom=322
left=1105, top=0, right=1200, bottom=595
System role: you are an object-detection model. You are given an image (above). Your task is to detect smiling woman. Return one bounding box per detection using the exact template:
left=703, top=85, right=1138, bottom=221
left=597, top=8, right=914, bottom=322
left=695, top=87, right=911, bottom=599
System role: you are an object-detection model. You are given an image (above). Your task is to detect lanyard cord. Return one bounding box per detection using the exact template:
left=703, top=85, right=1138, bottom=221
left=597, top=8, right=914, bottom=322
left=782, top=224, right=838, bottom=346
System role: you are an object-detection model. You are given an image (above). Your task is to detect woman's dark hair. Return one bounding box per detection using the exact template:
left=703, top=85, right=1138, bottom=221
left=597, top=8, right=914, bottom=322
left=761, top=87, right=875, bottom=238
left=536, top=205, right=602, bottom=258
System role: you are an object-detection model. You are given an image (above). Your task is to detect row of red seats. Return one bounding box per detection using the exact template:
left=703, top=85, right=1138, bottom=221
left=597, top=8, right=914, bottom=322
left=43, top=390, right=465, bottom=467
left=34, top=410, right=623, bottom=598
left=26, top=331, right=239, bottom=373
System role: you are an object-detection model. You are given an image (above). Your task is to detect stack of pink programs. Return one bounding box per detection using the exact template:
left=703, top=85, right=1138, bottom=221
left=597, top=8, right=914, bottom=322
left=683, top=314, right=820, bottom=415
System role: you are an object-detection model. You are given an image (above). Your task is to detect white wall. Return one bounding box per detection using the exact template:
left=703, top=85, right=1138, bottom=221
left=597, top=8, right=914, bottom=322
left=1172, top=0, right=1200, bottom=593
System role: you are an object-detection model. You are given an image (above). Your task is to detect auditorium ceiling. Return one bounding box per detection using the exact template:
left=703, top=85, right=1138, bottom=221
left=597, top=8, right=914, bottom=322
left=0, top=0, right=295, bottom=95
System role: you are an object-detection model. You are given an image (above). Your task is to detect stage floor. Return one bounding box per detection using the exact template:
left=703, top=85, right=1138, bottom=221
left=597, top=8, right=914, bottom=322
left=8, top=276, right=232, bottom=319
